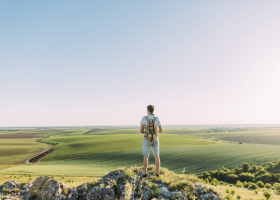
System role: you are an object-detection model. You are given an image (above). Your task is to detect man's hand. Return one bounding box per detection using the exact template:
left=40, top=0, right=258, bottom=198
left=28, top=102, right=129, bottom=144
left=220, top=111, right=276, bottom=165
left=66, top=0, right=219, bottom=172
left=158, top=126, right=162, bottom=134
left=140, top=124, right=145, bottom=134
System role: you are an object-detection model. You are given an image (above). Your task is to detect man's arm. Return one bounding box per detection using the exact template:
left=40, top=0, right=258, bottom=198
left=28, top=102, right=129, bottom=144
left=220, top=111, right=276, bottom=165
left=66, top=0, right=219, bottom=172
left=140, top=124, right=145, bottom=134
left=158, top=126, right=162, bottom=134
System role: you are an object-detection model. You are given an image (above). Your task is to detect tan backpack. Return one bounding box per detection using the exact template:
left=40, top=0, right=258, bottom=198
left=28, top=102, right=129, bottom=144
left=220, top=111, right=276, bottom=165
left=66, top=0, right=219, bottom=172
left=144, top=116, right=158, bottom=142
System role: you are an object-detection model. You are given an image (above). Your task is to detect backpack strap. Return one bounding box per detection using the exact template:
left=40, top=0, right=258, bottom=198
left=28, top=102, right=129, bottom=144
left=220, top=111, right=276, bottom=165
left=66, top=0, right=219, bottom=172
left=152, top=117, right=157, bottom=123
left=145, top=116, right=150, bottom=123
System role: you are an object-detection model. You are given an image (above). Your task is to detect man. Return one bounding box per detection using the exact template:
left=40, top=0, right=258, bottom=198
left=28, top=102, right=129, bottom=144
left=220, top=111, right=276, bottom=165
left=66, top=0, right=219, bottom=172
left=140, top=105, right=163, bottom=177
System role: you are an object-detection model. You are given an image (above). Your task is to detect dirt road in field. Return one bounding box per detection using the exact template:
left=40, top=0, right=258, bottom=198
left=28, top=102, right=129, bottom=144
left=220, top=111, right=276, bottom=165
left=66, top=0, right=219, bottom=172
left=26, top=149, right=56, bottom=163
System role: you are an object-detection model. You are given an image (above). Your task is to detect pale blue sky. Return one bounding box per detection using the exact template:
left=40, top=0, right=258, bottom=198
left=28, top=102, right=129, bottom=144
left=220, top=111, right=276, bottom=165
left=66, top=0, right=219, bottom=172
left=1, top=1, right=280, bottom=126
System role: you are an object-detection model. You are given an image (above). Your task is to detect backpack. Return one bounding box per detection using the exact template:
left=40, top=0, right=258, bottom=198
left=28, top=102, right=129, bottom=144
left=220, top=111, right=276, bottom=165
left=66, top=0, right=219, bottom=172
left=144, top=116, right=158, bottom=142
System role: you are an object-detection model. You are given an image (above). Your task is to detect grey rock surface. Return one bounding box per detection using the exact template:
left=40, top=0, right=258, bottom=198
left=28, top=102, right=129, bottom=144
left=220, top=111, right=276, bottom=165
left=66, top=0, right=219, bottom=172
left=1, top=169, right=225, bottom=200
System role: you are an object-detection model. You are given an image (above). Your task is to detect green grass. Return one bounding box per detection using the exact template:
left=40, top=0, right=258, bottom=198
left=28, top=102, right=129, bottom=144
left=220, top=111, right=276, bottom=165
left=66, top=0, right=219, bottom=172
left=0, top=138, right=51, bottom=165
left=197, top=131, right=280, bottom=145
left=2, top=127, right=280, bottom=179
left=3, top=143, right=280, bottom=177
left=41, top=134, right=222, bottom=161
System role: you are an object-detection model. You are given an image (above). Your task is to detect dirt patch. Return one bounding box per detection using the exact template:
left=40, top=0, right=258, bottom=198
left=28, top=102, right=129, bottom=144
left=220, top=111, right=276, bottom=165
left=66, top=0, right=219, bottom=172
left=27, top=149, right=56, bottom=163
left=0, top=133, right=44, bottom=139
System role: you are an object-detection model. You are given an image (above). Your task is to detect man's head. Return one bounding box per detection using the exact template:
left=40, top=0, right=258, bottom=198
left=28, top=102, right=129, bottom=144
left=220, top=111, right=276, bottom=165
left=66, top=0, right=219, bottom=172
left=147, top=105, right=154, bottom=114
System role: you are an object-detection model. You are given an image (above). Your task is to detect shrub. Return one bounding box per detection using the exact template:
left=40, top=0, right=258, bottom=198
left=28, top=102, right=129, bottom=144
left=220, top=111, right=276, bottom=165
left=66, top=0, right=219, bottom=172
left=242, top=163, right=250, bottom=172
left=243, top=181, right=249, bottom=188
left=226, top=174, right=238, bottom=183
left=248, top=182, right=258, bottom=190
left=230, top=189, right=235, bottom=195
left=236, top=180, right=243, bottom=187
left=225, top=194, right=233, bottom=200
left=236, top=195, right=242, bottom=200
left=239, top=172, right=254, bottom=182
left=273, top=182, right=280, bottom=194
left=263, top=190, right=272, bottom=200
left=254, top=190, right=258, bottom=194
left=210, top=178, right=218, bottom=186
left=264, top=183, right=272, bottom=189
left=257, top=181, right=264, bottom=188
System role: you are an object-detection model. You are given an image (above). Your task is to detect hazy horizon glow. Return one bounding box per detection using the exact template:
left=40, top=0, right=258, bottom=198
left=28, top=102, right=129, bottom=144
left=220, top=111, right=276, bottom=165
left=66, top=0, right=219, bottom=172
left=1, top=1, right=280, bottom=126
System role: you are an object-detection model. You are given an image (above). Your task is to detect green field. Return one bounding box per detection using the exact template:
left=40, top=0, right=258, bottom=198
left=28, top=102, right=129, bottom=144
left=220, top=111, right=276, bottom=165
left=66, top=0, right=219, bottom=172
left=0, top=138, right=51, bottom=165
left=2, top=143, right=280, bottom=177
left=196, top=131, right=280, bottom=145
left=40, top=133, right=221, bottom=161
left=1, top=126, right=280, bottom=178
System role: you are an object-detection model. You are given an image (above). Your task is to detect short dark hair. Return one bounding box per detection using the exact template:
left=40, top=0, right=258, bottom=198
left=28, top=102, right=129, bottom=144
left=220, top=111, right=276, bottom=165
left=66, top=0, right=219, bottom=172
left=147, top=105, right=154, bottom=113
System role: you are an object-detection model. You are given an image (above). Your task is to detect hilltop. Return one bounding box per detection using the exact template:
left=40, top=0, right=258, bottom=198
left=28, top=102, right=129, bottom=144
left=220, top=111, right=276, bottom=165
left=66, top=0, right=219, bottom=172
left=0, top=166, right=224, bottom=200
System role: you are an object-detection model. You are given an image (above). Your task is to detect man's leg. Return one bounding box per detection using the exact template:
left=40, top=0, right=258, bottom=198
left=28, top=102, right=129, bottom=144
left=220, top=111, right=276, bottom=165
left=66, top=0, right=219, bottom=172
left=142, top=137, right=151, bottom=175
left=154, top=155, right=160, bottom=175
left=152, top=138, right=160, bottom=175
left=143, top=155, right=149, bottom=174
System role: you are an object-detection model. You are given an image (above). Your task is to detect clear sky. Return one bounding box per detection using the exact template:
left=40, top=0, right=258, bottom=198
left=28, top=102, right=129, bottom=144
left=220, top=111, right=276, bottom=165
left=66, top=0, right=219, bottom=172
left=0, top=1, right=280, bottom=126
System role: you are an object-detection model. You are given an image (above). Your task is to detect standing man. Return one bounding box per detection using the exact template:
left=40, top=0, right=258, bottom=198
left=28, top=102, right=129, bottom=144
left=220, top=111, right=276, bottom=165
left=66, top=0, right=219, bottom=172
left=140, top=105, right=163, bottom=177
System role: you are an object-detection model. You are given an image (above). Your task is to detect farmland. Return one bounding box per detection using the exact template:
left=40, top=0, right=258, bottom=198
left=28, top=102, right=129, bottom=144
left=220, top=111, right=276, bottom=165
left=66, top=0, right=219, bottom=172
left=1, top=126, right=280, bottom=178
left=196, top=131, right=280, bottom=145
left=0, top=138, right=50, bottom=165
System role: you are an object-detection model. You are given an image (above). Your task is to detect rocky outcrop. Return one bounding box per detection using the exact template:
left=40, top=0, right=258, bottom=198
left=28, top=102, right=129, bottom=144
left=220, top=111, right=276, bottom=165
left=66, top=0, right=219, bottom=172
left=0, top=168, right=224, bottom=200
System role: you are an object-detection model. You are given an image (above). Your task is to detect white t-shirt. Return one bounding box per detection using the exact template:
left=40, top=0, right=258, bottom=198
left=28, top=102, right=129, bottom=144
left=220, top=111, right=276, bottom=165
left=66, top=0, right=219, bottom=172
left=140, top=114, right=161, bottom=127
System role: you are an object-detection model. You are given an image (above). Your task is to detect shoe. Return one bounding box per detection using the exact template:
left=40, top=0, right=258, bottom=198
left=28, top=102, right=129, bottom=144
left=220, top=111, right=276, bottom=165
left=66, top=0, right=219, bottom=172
left=156, top=174, right=160, bottom=177
left=143, top=174, right=147, bottom=178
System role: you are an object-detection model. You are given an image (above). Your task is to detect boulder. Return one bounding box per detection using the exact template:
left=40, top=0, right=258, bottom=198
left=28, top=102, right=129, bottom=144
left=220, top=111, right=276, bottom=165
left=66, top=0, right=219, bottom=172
left=1, top=168, right=225, bottom=200
left=37, top=179, right=62, bottom=200
left=3, top=181, right=20, bottom=190
left=28, top=176, right=52, bottom=197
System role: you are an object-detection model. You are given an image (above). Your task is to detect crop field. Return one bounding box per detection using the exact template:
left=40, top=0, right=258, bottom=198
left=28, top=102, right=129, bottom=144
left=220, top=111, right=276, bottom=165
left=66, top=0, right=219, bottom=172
left=1, top=126, right=280, bottom=179
left=40, top=134, right=222, bottom=161
left=2, top=142, right=280, bottom=177
left=0, top=138, right=51, bottom=165
left=196, top=131, right=280, bottom=145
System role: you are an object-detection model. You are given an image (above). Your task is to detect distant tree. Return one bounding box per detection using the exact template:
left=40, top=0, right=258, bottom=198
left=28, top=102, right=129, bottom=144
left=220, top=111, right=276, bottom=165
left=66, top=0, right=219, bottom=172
left=242, top=163, right=250, bottom=172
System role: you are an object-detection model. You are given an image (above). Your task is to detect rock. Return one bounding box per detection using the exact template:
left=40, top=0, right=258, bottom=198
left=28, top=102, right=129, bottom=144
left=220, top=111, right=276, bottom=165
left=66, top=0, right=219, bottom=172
left=160, top=186, right=170, bottom=197
left=100, top=170, right=126, bottom=185
left=169, top=191, right=184, bottom=200
left=76, top=183, right=87, bottom=195
left=1, top=196, right=19, bottom=200
left=37, top=179, right=62, bottom=200
left=67, top=188, right=78, bottom=200
left=3, top=181, right=20, bottom=190
left=140, top=185, right=152, bottom=200
left=18, top=182, right=32, bottom=191
left=119, top=182, right=133, bottom=200
left=0, top=168, right=225, bottom=200
left=28, top=176, right=52, bottom=197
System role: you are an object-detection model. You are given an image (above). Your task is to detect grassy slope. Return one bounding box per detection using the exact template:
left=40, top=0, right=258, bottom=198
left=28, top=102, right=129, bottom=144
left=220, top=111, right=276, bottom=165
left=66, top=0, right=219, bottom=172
left=196, top=131, right=280, bottom=145
left=41, top=134, right=222, bottom=161
left=0, top=138, right=51, bottom=165
left=3, top=143, right=280, bottom=177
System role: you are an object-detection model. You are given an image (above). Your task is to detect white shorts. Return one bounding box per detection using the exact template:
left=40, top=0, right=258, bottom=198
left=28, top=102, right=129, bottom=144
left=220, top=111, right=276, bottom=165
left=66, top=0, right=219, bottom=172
left=142, top=137, right=159, bottom=156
